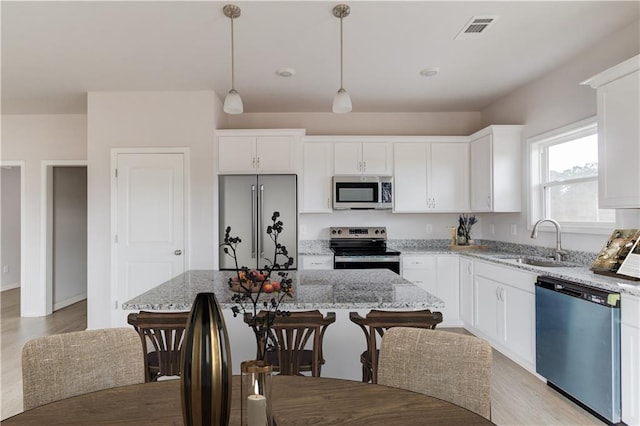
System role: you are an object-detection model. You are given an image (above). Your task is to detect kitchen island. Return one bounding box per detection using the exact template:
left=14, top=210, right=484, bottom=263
left=122, top=268, right=444, bottom=379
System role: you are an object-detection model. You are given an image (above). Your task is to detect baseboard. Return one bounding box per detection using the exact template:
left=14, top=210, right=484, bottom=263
left=54, top=293, right=87, bottom=311
left=1, top=283, right=20, bottom=292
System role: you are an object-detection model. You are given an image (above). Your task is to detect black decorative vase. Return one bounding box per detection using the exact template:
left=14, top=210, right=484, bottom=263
left=180, top=292, right=232, bottom=426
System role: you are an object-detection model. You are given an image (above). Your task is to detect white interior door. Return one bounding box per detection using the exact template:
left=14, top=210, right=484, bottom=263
left=116, top=153, right=186, bottom=305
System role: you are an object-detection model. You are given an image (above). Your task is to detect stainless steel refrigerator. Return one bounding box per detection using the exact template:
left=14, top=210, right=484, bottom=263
left=219, top=174, right=297, bottom=270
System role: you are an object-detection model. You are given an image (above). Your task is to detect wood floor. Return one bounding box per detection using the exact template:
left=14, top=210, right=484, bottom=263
left=1, top=288, right=604, bottom=424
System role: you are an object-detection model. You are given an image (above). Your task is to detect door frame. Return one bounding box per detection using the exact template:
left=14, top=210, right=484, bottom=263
left=0, top=161, right=25, bottom=296
left=110, top=148, right=190, bottom=321
left=40, top=160, right=87, bottom=314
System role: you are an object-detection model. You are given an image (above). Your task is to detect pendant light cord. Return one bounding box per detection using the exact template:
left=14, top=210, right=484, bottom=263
left=230, top=16, right=235, bottom=90
left=339, top=15, right=344, bottom=90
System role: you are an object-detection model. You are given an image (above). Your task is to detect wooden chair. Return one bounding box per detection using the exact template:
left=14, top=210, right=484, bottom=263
left=349, top=309, right=443, bottom=383
left=246, top=310, right=336, bottom=377
left=378, top=327, right=493, bottom=420
left=127, top=310, right=190, bottom=382
left=21, top=328, right=145, bottom=410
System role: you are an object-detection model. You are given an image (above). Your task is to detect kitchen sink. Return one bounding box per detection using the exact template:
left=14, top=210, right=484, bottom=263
left=500, top=257, right=580, bottom=268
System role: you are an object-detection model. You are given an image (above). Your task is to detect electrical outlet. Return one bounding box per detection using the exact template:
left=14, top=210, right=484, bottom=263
left=425, top=224, right=433, bottom=234
left=300, top=224, right=308, bottom=236
left=2, top=265, right=8, bottom=274
left=489, top=223, right=495, bottom=234
left=510, top=224, right=517, bottom=236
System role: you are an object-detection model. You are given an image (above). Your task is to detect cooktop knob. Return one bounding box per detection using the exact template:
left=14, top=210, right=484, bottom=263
left=375, top=229, right=380, bottom=234
left=381, top=229, right=386, bottom=234
left=337, top=229, right=342, bottom=234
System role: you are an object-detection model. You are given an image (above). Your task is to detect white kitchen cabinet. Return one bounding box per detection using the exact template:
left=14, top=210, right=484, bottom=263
left=583, top=55, right=640, bottom=208
left=394, top=141, right=469, bottom=212
left=300, top=255, right=333, bottom=270
left=469, top=125, right=522, bottom=212
left=472, top=260, right=536, bottom=370
left=216, top=129, right=304, bottom=174
left=334, top=142, right=392, bottom=175
left=301, top=141, right=333, bottom=213
left=459, top=257, right=474, bottom=327
left=622, top=293, right=640, bottom=425
left=402, top=254, right=460, bottom=326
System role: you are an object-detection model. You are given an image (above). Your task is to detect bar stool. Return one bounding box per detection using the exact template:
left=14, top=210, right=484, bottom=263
left=349, top=309, right=443, bottom=383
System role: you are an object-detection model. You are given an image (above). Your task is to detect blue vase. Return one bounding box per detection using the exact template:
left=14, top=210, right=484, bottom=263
left=180, top=292, right=232, bottom=426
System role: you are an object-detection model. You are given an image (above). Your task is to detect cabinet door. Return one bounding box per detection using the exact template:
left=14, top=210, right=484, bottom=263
left=598, top=70, right=640, bottom=208
left=302, top=143, right=333, bottom=212
left=334, top=143, right=362, bottom=175
left=362, top=143, right=392, bottom=175
left=430, top=143, right=469, bottom=211
left=218, top=136, right=256, bottom=172
left=470, top=135, right=492, bottom=211
left=437, top=256, right=460, bottom=322
left=503, top=285, right=535, bottom=364
left=622, top=323, right=640, bottom=425
left=474, top=275, right=501, bottom=341
left=256, top=136, right=294, bottom=172
left=459, top=257, right=474, bottom=326
left=393, top=143, right=428, bottom=212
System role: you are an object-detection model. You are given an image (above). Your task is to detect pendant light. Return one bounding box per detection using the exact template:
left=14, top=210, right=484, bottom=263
left=223, top=4, right=243, bottom=114
left=332, top=4, right=352, bottom=113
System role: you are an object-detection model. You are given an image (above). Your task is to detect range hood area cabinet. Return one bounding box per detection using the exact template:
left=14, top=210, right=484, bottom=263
left=216, top=129, right=305, bottom=174
left=393, top=138, right=470, bottom=213
left=470, top=125, right=523, bottom=213
left=583, top=55, right=640, bottom=209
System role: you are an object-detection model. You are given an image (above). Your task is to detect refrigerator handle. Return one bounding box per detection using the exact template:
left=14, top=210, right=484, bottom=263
left=259, top=184, right=265, bottom=259
left=251, top=184, right=256, bottom=258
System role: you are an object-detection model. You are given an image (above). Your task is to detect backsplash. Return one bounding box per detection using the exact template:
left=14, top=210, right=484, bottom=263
left=300, top=238, right=598, bottom=266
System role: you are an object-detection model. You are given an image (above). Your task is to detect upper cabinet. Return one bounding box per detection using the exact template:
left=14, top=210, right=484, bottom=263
left=394, top=139, right=469, bottom=212
left=583, top=55, right=640, bottom=209
left=334, top=141, right=392, bottom=175
left=301, top=141, right=334, bottom=213
left=216, top=129, right=305, bottom=174
left=469, top=125, right=522, bottom=212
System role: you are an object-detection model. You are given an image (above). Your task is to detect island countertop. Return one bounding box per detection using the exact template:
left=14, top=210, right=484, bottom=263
left=122, top=269, right=444, bottom=311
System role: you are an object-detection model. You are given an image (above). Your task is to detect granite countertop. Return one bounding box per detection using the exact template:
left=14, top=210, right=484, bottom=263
left=122, top=269, right=445, bottom=311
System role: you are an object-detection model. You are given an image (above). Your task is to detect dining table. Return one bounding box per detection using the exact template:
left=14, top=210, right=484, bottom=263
left=4, top=375, right=492, bottom=425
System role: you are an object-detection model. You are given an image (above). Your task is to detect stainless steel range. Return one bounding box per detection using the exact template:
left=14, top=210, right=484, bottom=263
left=330, top=227, right=400, bottom=274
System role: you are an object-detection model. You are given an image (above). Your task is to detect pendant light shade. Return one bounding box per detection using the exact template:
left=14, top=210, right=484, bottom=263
left=332, top=4, right=352, bottom=113
left=223, top=4, right=243, bottom=114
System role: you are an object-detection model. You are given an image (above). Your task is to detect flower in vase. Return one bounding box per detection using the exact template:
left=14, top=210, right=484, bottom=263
left=220, top=211, right=294, bottom=361
left=458, top=213, right=478, bottom=243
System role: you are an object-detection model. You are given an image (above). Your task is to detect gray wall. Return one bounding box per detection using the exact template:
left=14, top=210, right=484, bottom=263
left=1, top=167, right=21, bottom=290
left=53, top=166, right=87, bottom=309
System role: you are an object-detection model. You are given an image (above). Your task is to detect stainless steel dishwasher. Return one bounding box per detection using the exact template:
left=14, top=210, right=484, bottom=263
left=535, top=276, right=621, bottom=424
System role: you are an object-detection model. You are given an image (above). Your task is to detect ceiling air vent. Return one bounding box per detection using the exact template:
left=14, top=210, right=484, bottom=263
left=455, top=16, right=499, bottom=40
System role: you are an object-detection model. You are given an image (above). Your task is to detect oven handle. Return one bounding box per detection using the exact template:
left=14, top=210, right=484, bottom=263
left=334, top=256, right=400, bottom=263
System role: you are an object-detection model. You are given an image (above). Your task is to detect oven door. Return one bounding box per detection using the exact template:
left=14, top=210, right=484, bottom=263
left=334, top=255, right=400, bottom=274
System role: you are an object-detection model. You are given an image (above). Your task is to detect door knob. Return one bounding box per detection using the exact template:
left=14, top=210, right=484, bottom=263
left=174, top=249, right=183, bottom=256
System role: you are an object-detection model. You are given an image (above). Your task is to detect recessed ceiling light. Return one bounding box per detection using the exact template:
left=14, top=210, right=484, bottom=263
left=420, top=67, right=440, bottom=77
left=276, top=67, right=296, bottom=77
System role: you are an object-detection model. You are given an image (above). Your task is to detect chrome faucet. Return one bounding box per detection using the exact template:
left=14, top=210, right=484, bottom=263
left=531, top=218, right=566, bottom=261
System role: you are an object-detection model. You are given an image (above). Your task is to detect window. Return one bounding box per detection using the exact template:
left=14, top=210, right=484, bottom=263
left=529, top=118, right=614, bottom=232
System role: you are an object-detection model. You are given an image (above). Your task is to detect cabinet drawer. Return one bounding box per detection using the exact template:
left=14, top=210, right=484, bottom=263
left=402, top=255, right=436, bottom=270
left=301, top=255, right=333, bottom=270
left=474, top=260, right=536, bottom=293
left=622, top=294, right=640, bottom=328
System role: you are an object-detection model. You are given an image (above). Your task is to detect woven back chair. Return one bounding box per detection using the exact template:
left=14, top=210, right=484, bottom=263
left=246, top=310, right=336, bottom=377
left=378, top=327, right=493, bottom=420
left=349, top=309, right=443, bottom=383
left=127, top=310, right=190, bottom=382
left=22, top=328, right=145, bottom=410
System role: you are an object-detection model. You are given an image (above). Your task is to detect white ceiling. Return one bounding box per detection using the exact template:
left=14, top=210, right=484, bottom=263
left=2, top=1, right=638, bottom=114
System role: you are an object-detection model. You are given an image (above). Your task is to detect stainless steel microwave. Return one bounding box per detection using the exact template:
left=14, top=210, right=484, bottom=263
left=333, top=176, right=393, bottom=210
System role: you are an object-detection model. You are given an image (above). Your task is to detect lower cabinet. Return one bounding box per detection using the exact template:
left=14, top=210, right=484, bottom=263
left=402, top=254, right=460, bottom=326
left=300, top=255, right=333, bottom=270
left=622, top=294, right=640, bottom=426
left=472, top=260, right=536, bottom=370
left=459, top=257, right=474, bottom=327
